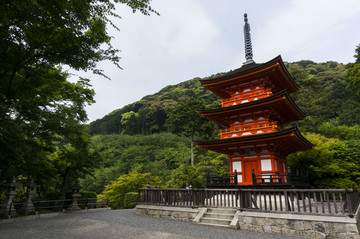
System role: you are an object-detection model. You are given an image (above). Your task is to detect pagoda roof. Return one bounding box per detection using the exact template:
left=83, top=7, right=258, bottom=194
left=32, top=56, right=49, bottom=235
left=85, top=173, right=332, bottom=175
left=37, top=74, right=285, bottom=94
left=198, top=90, right=305, bottom=127
left=194, top=126, right=313, bottom=156
left=199, top=55, right=299, bottom=99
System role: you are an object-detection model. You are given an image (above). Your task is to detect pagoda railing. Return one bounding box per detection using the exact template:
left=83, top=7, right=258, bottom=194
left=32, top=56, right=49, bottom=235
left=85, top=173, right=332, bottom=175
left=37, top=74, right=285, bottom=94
left=206, top=170, right=309, bottom=188
left=206, top=171, right=238, bottom=188
left=251, top=169, right=309, bottom=186
left=137, top=188, right=359, bottom=217
left=220, top=89, right=272, bottom=107
left=219, top=122, right=279, bottom=138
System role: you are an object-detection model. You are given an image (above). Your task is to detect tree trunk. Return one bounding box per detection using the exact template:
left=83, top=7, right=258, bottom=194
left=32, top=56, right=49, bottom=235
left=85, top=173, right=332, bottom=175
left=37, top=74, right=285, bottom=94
left=57, top=167, right=71, bottom=210
left=191, top=133, right=194, bottom=167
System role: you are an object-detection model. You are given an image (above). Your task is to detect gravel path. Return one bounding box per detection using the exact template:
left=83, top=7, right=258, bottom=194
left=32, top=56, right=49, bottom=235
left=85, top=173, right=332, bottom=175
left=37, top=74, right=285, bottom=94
left=0, top=209, right=297, bottom=239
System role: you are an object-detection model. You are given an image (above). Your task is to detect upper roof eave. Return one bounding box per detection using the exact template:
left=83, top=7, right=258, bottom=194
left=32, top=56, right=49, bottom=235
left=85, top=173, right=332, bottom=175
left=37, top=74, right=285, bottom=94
left=199, top=55, right=300, bottom=92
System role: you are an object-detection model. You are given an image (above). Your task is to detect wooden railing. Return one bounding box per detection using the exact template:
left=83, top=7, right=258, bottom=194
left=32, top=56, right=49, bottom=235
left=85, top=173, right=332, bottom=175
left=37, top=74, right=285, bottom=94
left=242, top=189, right=359, bottom=217
left=206, top=170, right=309, bottom=188
left=252, top=170, right=309, bottom=186
left=206, top=171, right=238, bottom=187
left=220, top=89, right=272, bottom=107
left=137, top=188, right=359, bottom=217
left=219, top=122, right=280, bottom=139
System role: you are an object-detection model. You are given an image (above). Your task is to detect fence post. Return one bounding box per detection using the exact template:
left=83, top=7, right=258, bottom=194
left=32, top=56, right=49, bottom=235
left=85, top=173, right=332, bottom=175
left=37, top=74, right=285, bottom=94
left=206, top=171, right=210, bottom=187
left=234, top=170, right=238, bottom=185
left=288, top=173, right=292, bottom=184
left=239, top=190, right=250, bottom=209
left=252, top=169, right=256, bottom=185
left=345, top=189, right=359, bottom=217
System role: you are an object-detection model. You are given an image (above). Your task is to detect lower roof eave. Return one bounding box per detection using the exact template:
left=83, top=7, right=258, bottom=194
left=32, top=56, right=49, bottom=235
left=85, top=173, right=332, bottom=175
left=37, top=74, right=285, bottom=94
left=194, top=127, right=314, bottom=154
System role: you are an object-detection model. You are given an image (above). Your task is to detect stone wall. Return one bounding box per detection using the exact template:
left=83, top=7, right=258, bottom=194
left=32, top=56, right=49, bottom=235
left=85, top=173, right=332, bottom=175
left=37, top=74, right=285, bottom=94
left=136, top=204, right=360, bottom=239
left=136, top=205, right=199, bottom=222
left=238, top=211, right=360, bottom=239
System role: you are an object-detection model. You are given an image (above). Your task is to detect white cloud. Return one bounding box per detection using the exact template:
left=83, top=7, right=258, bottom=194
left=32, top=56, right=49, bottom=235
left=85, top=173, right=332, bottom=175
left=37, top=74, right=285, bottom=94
left=255, top=0, right=360, bottom=63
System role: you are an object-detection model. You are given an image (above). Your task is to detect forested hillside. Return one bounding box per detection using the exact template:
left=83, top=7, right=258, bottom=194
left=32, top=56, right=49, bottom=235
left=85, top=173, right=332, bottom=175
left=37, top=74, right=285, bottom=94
left=83, top=58, right=360, bottom=206
left=89, top=76, right=223, bottom=135
left=90, top=61, right=360, bottom=136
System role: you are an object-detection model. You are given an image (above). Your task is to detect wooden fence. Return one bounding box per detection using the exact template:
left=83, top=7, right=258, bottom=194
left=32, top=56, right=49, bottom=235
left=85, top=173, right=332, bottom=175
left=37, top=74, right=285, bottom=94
left=137, top=188, right=359, bottom=217
left=206, top=170, right=309, bottom=187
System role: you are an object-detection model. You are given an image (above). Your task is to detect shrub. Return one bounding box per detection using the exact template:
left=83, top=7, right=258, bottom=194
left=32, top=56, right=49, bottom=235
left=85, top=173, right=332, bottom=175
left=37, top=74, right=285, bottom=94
left=123, top=192, right=138, bottom=208
left=80, top=190, right=97, bottom=199
left=102, top=171, right=162, bottom=209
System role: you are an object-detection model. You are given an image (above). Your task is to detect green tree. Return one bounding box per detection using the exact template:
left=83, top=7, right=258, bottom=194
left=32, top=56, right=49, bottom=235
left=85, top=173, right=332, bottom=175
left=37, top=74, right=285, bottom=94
left=169, top=98, right=215, bottom=167
left=54, top=128, right=102, bottom=201
left=0, top=0, right=156, bottom=185
left=354, top=44, right=360, bottom=63
left=288, top=133, right=360, bottom=188
left=81, top=132, right=190, bottom=193
left=120, top=111, right=140, bottom=135
left=101, top=171, right=162, bottom=209
left=348, top=44, right=360, bottom=96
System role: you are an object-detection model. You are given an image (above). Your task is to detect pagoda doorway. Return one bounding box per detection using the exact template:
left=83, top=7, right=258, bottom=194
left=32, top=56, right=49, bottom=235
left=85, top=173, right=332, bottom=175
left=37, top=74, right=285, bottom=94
left=244, top=161, right=256, bottom=185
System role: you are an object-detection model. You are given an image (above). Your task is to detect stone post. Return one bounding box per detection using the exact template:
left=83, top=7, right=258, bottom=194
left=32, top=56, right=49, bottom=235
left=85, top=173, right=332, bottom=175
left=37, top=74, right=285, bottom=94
left=1, top=178, right=19, bottom=219
left=19, top=179, right=37, bottom=215
left=67, top=184, right=82, bottom=212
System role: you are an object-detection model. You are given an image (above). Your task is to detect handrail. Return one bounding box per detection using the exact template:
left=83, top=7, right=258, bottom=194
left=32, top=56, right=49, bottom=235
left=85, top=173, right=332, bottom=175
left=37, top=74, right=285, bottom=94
left=219, top=123, right=279, bottom=138
left=220, top=89, right=272, bottom=106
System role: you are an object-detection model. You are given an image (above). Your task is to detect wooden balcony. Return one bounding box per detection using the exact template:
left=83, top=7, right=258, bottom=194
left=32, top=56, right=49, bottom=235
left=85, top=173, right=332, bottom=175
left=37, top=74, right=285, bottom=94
left=220, top=89, right=272, bottom=107
left=219, top=122, right=279, bottom=138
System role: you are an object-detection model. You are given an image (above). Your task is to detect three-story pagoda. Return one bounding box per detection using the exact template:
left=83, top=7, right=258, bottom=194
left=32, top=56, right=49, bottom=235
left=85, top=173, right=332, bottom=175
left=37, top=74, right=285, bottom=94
left=194, top=14, right=313, bottom=186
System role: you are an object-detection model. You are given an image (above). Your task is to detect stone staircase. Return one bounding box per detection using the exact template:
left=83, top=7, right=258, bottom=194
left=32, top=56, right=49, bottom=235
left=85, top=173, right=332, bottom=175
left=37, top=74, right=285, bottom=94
left=193, top=208, right=239, bottom=229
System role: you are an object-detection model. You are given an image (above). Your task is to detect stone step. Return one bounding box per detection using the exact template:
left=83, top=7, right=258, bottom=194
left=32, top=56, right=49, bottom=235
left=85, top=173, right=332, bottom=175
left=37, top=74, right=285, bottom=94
left=200, top=217, right=232, bottom=226
left=206, top=208, right=237, bottom=214
left=203, top=212, right=234, bottom=220
left=197, top=222, right=232, bottom=228
left=193, top=207, right=239, bottom=229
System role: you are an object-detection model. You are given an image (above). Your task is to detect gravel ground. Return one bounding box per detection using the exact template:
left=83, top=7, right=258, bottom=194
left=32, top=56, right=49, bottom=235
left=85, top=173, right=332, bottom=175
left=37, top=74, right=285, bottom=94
left=0, top=209, right=298, bottom=239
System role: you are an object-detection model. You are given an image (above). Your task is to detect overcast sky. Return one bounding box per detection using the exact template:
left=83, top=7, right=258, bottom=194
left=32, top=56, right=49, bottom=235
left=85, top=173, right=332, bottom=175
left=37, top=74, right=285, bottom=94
left=76, top=0, right=360, bottom=122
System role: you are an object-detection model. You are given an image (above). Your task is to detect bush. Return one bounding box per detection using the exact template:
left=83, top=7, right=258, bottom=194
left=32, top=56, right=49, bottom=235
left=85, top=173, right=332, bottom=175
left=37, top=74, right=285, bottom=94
left=80, top=190, right=97, bottom=199
left=102, top=171, right=162, bottom=209
left=123, top=192, right=138, bottom=208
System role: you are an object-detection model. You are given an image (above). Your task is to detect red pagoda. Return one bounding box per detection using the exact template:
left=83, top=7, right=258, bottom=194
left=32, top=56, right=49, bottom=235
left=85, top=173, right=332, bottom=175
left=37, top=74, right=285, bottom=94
left=194, top=14, right=313, bottom=186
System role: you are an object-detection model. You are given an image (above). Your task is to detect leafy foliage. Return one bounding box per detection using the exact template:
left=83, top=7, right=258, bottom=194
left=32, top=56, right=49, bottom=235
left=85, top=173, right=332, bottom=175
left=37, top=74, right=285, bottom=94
left=0, top=0, right=157, bottom=198
left=348, top=45, right=360, bottom=96
left=81, top=133, right=192, bottom=193
left=166, top=153, right=228, bottom=188
left=101, top=171, right=162, bottom=209
left=123, top=192, right=138, bottom=209
left=169, top=98, right=216, bottom=166
left=169, top=98, right=215, bottom=139
left=288, top=132, right=360, bottom=188
left=89, top=78, right=221, bottom=135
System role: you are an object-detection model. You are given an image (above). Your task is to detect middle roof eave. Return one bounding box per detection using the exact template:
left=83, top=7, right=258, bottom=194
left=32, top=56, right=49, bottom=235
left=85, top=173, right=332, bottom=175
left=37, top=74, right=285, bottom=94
left=197, top=90, right=305, bottom=126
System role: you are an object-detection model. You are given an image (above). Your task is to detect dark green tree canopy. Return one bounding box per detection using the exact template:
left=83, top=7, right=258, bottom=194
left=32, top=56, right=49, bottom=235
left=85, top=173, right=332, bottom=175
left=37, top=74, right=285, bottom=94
left=348, top=45, right=360, bottom=96
left=169, top=98, right=215, bottom=139
left=0, top=0, right=156, bottom=183
left=354, top=44, right=360, bottom=63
